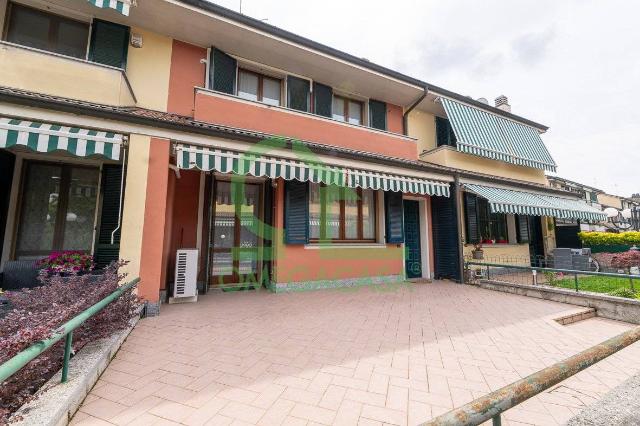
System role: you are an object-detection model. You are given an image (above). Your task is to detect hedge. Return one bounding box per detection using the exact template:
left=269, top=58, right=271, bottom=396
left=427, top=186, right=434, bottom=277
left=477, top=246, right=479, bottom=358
left=578, top=231, right=640, bottom=246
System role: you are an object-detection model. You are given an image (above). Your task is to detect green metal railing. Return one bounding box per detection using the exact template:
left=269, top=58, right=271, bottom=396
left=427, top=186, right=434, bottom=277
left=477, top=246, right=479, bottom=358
left=423, top=325, right=640, bottom=426
left=0, top=278, right=139, bottom=384
left=466, top=261, right=640, bottom=293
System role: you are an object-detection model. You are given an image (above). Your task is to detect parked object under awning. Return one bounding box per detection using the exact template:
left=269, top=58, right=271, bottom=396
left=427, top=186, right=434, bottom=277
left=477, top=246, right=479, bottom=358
left=86, top=0, right=133, bottom=16
left=0, top=117, right=124, bottom=161
left=440, top=97, right=557, bottom=172
left=176, top=144, right=451, bottom=197
left=464, top=183, right=606, bottom=221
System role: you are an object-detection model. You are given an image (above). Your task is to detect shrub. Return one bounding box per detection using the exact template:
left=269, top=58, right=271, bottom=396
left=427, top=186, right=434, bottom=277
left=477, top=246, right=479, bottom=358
left=0, top=261, right=140, bottom=423
left=610, top=251, right=640, bottom=269
left=38, top=251, right=94, bottom=276
left=578, top=231, right=640, bottom=246
left=607, top=288, right=639, bottom=299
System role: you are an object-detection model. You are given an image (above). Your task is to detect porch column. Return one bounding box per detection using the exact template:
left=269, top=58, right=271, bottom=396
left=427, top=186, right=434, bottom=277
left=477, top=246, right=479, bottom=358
left=120, top=135, right=171, bottom=313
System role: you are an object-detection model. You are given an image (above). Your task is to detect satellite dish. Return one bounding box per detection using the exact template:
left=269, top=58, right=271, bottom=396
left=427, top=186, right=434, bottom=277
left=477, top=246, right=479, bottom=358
left=604, top=207, right=619, bottom=218
left=477, top=97, right=489, bottom=104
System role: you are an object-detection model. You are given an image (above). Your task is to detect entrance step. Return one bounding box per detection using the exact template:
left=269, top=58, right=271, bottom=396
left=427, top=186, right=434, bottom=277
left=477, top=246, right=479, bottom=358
left=554, top=308, right=597, bottom=325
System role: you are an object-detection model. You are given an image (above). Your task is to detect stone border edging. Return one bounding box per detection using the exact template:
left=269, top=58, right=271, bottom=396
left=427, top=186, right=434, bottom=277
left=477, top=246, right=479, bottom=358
left=10, top=316, right=139, bottom=426
left=476, top=280, right=640, bottom=324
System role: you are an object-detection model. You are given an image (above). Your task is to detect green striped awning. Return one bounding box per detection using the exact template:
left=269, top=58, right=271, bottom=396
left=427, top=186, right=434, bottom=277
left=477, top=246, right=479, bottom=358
left=0, top=117, right=124, bottom=161
left=86, top=0, right=132, bottom=15
left=464, top=183, right=606, bottom=221
left=176, top=144, right=451, bottom=197
left=440, top=98, right=557, bottom=172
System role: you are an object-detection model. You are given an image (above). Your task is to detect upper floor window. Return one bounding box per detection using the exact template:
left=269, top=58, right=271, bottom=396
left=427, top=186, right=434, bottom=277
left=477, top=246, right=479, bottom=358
left=332, top=95, right=363, bottom=125
left=436, top=116, right=457, bottom=147
left=5, top=3, right=89, bottom=59
left=237, top=69, right=282, bottom=106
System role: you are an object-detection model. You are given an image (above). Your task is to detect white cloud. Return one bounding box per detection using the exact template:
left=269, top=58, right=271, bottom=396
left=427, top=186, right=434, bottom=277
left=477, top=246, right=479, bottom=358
left=211, top=0, right=640, bottom=196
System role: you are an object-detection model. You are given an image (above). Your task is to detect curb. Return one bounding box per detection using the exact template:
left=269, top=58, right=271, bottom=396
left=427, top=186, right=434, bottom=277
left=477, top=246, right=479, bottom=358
left=10, top=316, right=139, bottom=426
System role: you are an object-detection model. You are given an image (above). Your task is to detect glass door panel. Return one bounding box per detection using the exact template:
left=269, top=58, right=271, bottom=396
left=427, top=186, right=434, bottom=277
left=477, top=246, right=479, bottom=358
left=63, top=167, right=99, bottom=251
left=209, top=180, right=262, bottom=286
left=15, top=163, right=62, bottom=258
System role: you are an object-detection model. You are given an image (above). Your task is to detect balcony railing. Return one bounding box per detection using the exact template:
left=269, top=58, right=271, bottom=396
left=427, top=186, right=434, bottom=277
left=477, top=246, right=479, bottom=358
left=0, top=41, right=136, bottom=106
left=193, top=88, right=418, bottom=160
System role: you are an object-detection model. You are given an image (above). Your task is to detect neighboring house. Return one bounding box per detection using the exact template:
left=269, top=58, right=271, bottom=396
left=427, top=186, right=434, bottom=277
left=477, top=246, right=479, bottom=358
left=0, top=0, right=605, bottom=314
left=547, top=176, right=607, bottom=242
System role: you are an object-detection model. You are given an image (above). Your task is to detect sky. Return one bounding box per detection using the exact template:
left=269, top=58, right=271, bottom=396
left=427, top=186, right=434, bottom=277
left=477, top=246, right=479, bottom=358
left=212, top=0, right=640, bottom=197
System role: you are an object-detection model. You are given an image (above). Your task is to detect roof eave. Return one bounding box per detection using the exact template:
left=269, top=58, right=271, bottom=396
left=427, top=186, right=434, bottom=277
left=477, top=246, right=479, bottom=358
left=174, top=0, right=548, bottom=131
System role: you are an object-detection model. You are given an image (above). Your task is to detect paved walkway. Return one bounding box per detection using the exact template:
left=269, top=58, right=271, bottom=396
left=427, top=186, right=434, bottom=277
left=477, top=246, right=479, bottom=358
left=72, top=281, right=640, bottom=426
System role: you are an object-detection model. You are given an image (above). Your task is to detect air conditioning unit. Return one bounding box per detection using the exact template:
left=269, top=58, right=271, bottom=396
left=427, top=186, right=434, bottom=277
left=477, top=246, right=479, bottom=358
left=169, top=249, right=198, bottom=304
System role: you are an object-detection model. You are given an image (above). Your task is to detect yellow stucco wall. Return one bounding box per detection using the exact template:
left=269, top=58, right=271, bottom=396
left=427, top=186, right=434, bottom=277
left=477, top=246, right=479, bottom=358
left=597, top=193, right=623, bottom=209
left=119, top=134, right=150, bottom=281
left=424, top=147, right=548, bottom=184
left=463, top=244, right=531, bottom=265
left=408, top=110, right=548, bottom=185
left=407, top=109, right=436, bottom=154
left=0, top=43, right=135, bottom=106
left=125, top=27, right=173, bottom=111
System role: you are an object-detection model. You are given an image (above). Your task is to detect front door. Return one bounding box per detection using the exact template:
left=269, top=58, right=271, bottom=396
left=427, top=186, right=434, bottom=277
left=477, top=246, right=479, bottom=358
left=209, top=179, right=262, bottom=288
left=403, top=200, right=422, bottom=279
left=528, top=216, right=545, bottom=266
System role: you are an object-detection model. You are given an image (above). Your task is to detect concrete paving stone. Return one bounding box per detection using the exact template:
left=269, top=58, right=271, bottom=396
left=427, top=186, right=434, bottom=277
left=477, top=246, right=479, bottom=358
left=70, top=282, right=640, bottom=426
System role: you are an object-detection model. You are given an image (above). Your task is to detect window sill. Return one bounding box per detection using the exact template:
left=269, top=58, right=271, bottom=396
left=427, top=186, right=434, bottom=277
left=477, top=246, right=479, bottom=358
left=304, top=243, right=388, bottom=250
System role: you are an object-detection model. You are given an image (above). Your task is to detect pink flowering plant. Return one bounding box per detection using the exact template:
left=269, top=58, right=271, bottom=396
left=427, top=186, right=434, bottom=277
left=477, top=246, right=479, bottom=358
left=38, top=251, right=94, bottom=276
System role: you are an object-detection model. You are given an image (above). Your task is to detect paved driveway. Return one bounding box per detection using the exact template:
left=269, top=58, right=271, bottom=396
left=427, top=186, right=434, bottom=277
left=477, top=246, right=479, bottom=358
left=72, top=282, right=640, bottom=426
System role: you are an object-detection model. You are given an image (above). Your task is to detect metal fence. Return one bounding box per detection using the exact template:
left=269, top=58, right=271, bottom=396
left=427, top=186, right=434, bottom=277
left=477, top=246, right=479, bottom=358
left=465, top=254, right=640, bottom=298
left=0, top=278, right=140, bottom=384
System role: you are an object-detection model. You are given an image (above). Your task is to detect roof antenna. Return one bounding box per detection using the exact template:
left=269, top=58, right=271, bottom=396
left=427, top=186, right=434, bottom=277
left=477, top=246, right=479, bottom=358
left=239, top=0, right=242, bottom=14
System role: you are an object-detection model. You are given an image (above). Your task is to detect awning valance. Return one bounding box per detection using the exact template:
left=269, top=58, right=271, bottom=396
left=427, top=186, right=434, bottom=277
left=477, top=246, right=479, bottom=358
left=0, top=117, right=124, bottom=161
left=176, top=144, right=451, bottom=197
left=440, top=98, right=557, bottom=172
left=86, top=0, right=133, bottom=16
left=464, top=183, right=606, bottom=221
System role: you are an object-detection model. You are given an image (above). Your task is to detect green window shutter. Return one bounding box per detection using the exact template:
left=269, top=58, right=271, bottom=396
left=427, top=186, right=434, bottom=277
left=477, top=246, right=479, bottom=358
left=313, top=82, right=332, bottom=117
left=436, top=117, right=457, bottom=147
left=284, top=180, right=309, bottom=244
left=210, top=48, right=237, bottom=94
left=89, top=20, right=129, bottom=69
left=464, top=193, right=480, bottom=244
left=516, top=215, right=531, bottom=243
left=94, top=164, right=124, bottom=268
left=384, top=191, right=404, bottom=243
left=287, top=76, right=310, bottom=112
left=369, top=100, right=387, bottom=130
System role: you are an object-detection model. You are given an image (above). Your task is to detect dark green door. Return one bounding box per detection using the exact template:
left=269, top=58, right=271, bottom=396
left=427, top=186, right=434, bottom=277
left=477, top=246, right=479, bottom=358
left=528, top=216, right=545, bottom=266
left=403, top=200, right=422, bottom=279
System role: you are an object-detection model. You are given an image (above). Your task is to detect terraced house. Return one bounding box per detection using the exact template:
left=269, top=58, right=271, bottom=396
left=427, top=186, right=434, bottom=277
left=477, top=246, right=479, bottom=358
left=0, top=0, right=606, bottom=314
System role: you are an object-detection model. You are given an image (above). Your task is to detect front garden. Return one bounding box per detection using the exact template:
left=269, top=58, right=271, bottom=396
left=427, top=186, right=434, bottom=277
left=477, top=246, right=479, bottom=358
left=0, top=253, right=139, bottom=424
left=546, top=249, right=640, bottom=299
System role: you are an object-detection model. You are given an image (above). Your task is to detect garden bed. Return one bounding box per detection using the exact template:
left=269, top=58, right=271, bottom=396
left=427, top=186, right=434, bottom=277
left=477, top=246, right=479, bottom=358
left=0, top=261, right=140, bottom=424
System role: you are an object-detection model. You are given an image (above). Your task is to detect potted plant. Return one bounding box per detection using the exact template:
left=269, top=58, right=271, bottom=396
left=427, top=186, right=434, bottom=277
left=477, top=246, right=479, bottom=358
left=472, top=241, right=484, bottom=260
left=38, top=251, right=94, bottom=277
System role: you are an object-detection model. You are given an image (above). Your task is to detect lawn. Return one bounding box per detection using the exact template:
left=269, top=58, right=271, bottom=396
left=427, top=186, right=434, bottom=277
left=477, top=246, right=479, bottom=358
left=554, top=275, right=639, bottom=297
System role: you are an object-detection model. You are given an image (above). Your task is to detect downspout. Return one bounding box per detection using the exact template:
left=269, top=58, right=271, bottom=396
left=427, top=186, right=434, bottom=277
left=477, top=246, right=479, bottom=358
left=454, top=173, right=465, bottom=283
left=402, top=85, right=428, bottom=136
left=111, top=144, right=128, bottom=244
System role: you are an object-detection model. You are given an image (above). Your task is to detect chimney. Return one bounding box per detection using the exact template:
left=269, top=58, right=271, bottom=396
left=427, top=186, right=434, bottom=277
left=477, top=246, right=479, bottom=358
left=495, top=95, right=511, bottom=112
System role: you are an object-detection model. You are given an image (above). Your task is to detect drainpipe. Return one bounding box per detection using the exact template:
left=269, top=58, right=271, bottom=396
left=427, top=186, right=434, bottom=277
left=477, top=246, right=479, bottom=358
left=111, top=146, right=128, bottom=244
left=454, top=173, right=465, bottom=283
left=402, top=85, right=428, bottom=136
